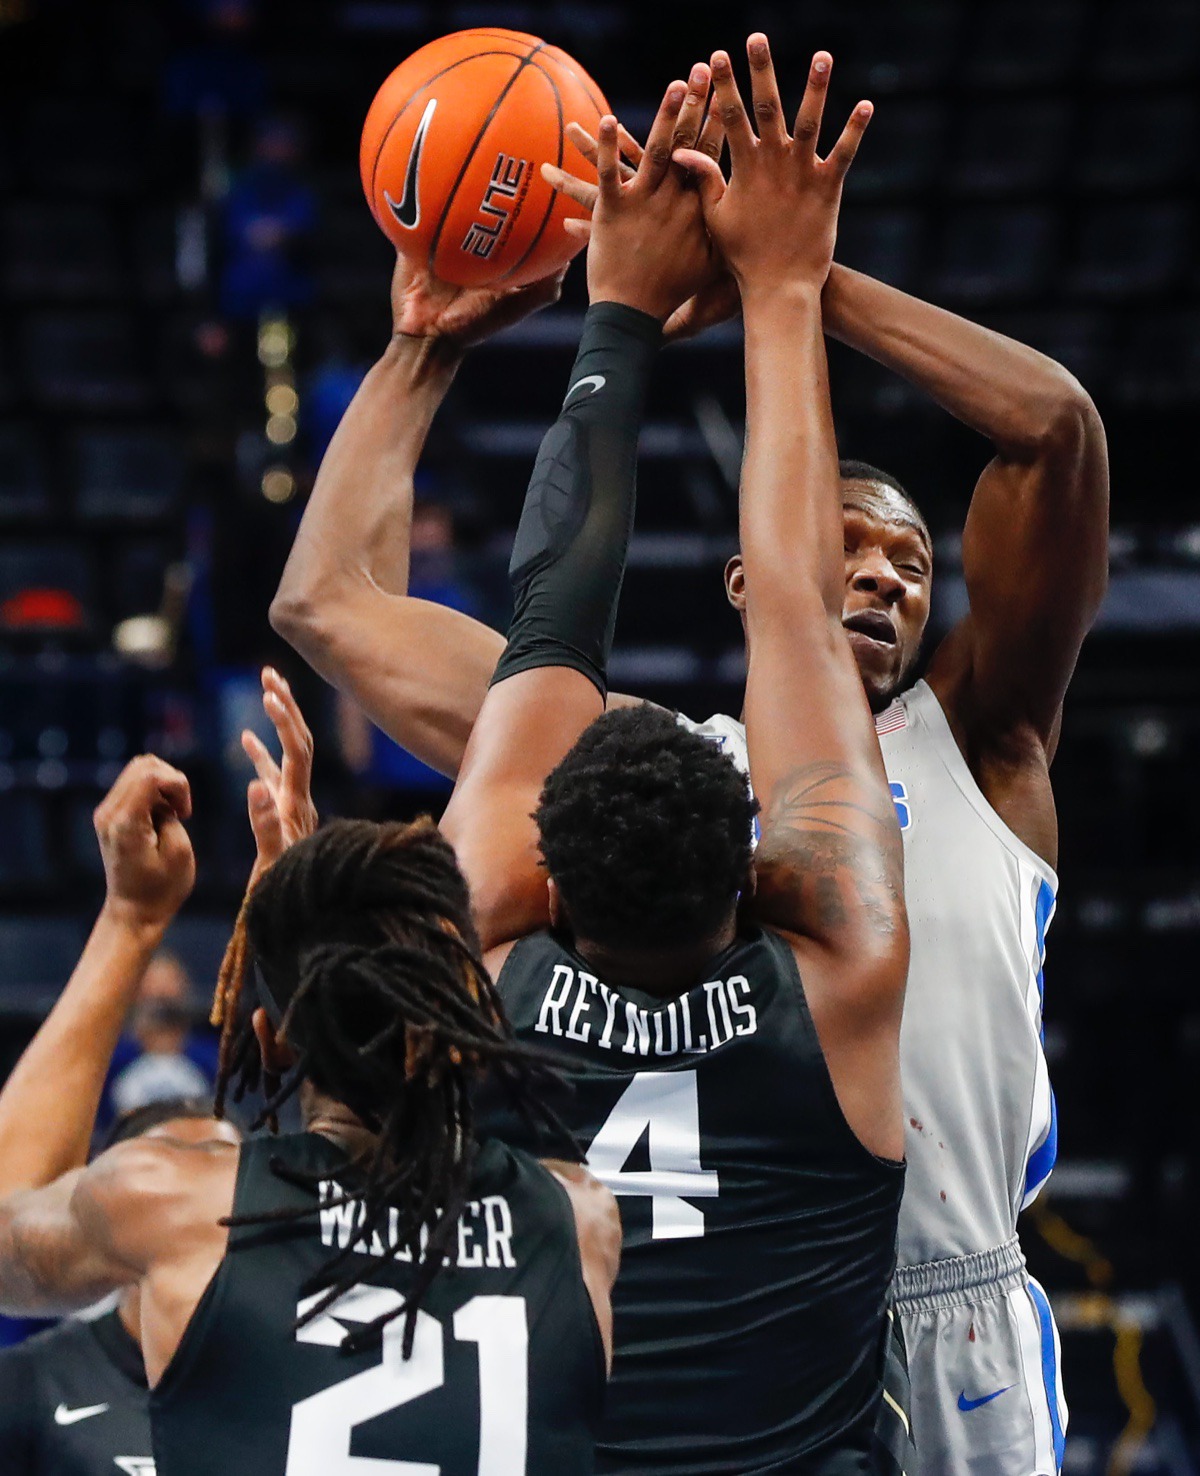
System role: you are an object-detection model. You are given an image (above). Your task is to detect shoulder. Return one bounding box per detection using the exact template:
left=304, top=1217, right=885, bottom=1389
left=485, top=928, right=560, bottom=984
left=917, top=657, right=1060, bottom=864
left=75, top=1135, right=237, bottom=1268
left=540, top=1160, right=620, bottom=1291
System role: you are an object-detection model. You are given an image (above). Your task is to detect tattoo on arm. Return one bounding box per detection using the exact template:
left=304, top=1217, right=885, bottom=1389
left=754, top=762, right=904, bottom=944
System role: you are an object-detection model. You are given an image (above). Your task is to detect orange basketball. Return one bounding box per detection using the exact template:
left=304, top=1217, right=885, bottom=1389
left=360, top=29, right=608, bottom=288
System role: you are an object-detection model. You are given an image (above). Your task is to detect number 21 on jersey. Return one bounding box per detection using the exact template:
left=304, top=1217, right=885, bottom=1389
left=586, top=1070, right=718, bottom=1239
left=286, top=1285, right=527, bottom=1475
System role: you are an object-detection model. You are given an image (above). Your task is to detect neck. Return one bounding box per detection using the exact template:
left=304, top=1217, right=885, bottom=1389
left=117, top=1288, right=141, bottom=1344
left=300, top=1084, right=378, bottom=1158
left=574, top=915, right=739, bottom=998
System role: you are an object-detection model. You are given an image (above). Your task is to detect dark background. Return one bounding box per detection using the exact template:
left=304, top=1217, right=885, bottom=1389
left=0, top=0, right=1197, bottom=1465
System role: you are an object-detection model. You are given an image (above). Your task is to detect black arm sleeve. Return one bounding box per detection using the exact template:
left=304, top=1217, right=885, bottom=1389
left=0, top=1343, right=35, bottom=1475
left=490, top=301, right=662, bottom=698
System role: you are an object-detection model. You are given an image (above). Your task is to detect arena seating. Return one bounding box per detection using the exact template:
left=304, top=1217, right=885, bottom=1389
left=0, top=2, right=1198, bottom=1452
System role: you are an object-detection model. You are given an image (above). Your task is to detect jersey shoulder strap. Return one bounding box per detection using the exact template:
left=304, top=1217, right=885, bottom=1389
left=900, top=681, right=1058, bottom=889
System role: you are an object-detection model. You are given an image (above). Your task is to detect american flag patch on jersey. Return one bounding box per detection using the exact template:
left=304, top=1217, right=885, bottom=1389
left=875, top=699, right=908, bottom=735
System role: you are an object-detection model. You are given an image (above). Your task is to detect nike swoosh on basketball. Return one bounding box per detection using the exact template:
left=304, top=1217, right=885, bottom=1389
left=384, top=97, right=437, bottom=230
left=54, top=1401, right=110, bottom=1425
left=957, top=1386, right=1013, bottom=1412
left=564, top=374, right=606, bottom=404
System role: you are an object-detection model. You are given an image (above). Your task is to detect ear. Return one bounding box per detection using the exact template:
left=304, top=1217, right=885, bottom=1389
left=724, top=555, right=746, bottom=612
left=252, top=1006, right=297, bottom=1076
left=547, top=876, right=564, bottom=930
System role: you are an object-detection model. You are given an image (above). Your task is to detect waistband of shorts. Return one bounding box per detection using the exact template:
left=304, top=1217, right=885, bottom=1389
left=893, top=1235, right=1026, bottom=1311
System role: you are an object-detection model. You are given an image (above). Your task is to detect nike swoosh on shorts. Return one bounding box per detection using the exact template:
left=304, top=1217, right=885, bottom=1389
left=957, top=1386, right=1013, bottom=1412
left=385, top=97, right=437, bottom=230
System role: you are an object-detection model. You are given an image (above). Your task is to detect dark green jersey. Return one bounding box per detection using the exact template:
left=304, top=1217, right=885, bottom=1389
left=151, top=1132, right=604, bottom=1476
left=485, top=926, right=905, bottom=1475
left=0, top=1310, right=152, bottom=1476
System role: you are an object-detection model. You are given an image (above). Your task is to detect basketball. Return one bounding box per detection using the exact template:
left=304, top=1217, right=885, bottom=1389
left=360, top=28, right=608, bottom=289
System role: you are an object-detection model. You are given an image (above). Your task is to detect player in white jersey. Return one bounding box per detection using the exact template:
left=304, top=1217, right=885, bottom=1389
left=268, top=52, right=1108, bottom=1473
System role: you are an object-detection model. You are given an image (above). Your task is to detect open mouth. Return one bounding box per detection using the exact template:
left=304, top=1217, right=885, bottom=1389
left=842, top=609, right=897, bottom=646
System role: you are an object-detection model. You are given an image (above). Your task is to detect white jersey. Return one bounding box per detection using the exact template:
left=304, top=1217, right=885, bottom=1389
left=680, top=679, right=1058, bottom=1269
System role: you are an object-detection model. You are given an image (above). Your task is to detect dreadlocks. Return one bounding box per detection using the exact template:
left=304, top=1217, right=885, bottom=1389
left=210, top=815, right=566, bottom=1354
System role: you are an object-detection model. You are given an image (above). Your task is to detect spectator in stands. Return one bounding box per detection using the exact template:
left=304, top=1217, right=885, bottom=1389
left=220, top=115, right=316, bottom=320
left=103, top=951, right=218, bottom=1125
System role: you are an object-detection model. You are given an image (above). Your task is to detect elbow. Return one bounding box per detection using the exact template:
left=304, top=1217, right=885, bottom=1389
left=1025, top=370, right=1104, bottom=463
left=269, top=586, right=332, bottom=660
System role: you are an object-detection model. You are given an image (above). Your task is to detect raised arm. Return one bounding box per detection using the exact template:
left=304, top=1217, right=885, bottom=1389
left=0, top=1134, right=230, bottom=1350
left=822, top=265, right=1109, bottom=755
left=678, top=40, right=906, bottom=1159
left=0, top=756, right=195, bottom=1200
left=269, top=264, right=562, bottom=777
left=441, top=74, right=719, bottom=954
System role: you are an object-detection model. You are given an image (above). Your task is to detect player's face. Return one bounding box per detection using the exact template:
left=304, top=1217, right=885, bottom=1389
left=840, top=489, right=933, bottom=710
left=724, top=480, right=933, bottom=712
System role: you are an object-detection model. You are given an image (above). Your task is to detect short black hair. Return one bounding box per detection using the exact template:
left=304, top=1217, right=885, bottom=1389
left=101, top=1096, right=217, bottom=1152
left=535, top=705, right=758, bottom=950
left=838, top=458, right=929, bottom=535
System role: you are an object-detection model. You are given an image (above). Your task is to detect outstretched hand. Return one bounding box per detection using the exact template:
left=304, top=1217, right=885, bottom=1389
left=241, top=666, right=319, bottom=880
left=543, top=66, right=723, bottom=323
left=390, top=252, right=567, bottom=350
left=94, top=755, right=196, bottom=930
left=552, top=118, right=738, bottom=344
left=673, top=37, right=872, bottom=292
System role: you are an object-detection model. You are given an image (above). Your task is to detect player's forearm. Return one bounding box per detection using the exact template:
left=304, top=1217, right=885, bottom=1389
left=0, top=908, right=164, bottom=1197
left=823, top=264, right=1098, bottom=461
left=489, top=302, right=662, bottom=696
left=270, top=335, right=461, bottom=648
left=741, top=285, right=843, bottom=620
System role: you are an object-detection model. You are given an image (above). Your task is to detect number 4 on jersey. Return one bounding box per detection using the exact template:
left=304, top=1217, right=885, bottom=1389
left=586, top=1071, right=718, bottom=1240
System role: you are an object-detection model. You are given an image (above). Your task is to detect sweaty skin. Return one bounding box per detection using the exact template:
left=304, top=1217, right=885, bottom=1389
left=272, top=167, right=1106, bottom=885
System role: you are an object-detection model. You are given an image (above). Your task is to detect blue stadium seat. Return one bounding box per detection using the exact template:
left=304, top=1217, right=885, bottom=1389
left=951, top=98, right=1071, bottom=196
left=1067, top=202, right=1191, bottom=299
left=22, top=310, right=151, bottom=412
left=19, top=97, right=150, bottom=198
left=1090, top=0, right=1200, bottom=84
left=843, top=99, right=945, bottom=201
left=132, top=206, right=182, bottom=303
left=161, top=916, right=237, bottom=994
left=0, top=327, right=13, bottom=412
left=0, top=793, right=53, bottom=891
left=65, top=792, right=106, bottom=880
left=931, top=206, right=1058, bottom=304
left=0, top=916, right=87, bottom=993
left=73, top=426, right=183, bottom=522
left=836, top=207, right=925, bottom=293
left=1115, top=311, right=1200, bottom=408
left=110, top=539, right=171, bottom=621
left=2, top=201, right=123, bottom=300
left=842, top=3, right=964, bottom=94
left=964, top=1, right=1086, bottom=89
left=986, top=310, right=1113, bottom=394
left=0, top=425, right=50, bottom=523
left=1078, top=94, right=1198, bottom=192
left=312, top=202, right=392, bottom=305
